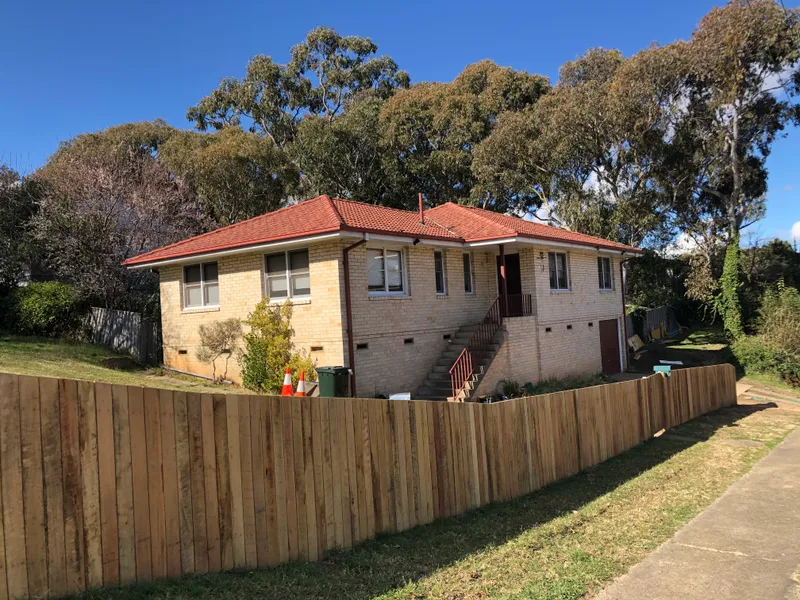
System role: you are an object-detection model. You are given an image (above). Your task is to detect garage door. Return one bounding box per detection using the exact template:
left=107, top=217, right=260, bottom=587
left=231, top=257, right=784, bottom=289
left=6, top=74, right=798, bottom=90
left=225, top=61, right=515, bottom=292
left=599, top=319, right=621, bottom=374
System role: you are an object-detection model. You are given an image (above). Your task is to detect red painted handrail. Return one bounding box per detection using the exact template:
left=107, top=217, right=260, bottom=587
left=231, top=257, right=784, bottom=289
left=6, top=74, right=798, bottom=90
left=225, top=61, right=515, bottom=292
left=449, top=294, right=532, bottom=399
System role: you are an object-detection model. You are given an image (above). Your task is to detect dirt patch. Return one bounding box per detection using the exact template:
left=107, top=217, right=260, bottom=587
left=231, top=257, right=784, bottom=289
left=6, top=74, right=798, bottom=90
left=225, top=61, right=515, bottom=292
left=100, top=356, right=140, bottom=370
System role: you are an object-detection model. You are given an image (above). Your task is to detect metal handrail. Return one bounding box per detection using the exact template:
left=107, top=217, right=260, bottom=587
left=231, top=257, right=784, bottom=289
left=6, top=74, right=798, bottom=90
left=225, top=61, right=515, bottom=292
left=449, top=294, right=532, bottom=399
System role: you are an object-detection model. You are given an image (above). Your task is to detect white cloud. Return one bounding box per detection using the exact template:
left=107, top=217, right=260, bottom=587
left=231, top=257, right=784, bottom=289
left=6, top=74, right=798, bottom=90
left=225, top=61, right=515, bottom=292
left=792, top=221, right=800, bottom=243
left=784, top=184, right=793, bottom=192
left=663, top=232, right=698, bottom=257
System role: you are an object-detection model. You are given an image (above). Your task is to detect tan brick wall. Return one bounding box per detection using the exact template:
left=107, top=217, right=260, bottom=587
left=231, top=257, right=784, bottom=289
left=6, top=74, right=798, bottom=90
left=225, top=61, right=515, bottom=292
left=473, top=246, right=627, bottom=396
left=347, top=243, right=497, bottom=396
left=530, top=245, right=624, bottom=325
left=158, top=240, right=347, bottom=384
left=157, top=236, right=627, bottom=394
left=474, top=315, right=540, bottom=396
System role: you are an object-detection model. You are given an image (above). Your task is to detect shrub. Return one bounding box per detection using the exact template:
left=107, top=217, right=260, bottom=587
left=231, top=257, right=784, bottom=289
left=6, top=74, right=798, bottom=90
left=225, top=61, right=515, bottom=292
left=1, top=282, right=87, bottom=338
left=732, top=335, right=800, bottom=387
left=196, top=318, right=242, bottom=381
left=758, top=283, right=800, bottom=355
left=239, top=299, right=317, bottom=393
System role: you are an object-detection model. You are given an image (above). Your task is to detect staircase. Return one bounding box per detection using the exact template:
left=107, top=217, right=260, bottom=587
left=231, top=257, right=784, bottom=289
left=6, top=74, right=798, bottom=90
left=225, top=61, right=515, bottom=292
left=415, top=323, right=504, bottom=401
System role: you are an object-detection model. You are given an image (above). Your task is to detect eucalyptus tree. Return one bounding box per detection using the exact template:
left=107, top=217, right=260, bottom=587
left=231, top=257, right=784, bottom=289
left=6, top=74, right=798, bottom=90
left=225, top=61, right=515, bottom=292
left=187, top=27, right=409, bottom=149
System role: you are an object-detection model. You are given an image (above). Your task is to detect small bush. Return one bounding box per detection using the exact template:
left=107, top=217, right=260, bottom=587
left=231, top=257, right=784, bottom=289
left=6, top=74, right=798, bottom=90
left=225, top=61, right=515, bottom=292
left=196, top=318, right=242, bottom=381
left=524, top=373, right=607, bottom=396
left=732, top=335, right=800, bottom=387
left=1, top=282, right=87, bottom=338
left=758, top=283, right=800, bottom=355
left=239, top=299, right=317, bottom=393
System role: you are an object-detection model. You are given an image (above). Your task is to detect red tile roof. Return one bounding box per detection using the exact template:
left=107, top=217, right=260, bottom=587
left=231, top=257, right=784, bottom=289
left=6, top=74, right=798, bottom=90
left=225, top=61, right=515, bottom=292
left=123, top=196, right=641, bottom=266
left=425, top=203, right=640, bottom=252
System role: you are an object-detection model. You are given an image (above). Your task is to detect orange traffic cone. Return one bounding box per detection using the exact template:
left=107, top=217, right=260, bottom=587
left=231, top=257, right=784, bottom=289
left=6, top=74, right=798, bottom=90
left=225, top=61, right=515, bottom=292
left=295, top=371, right=306, bottom=396
left=280, top=367, right=294, bottom=396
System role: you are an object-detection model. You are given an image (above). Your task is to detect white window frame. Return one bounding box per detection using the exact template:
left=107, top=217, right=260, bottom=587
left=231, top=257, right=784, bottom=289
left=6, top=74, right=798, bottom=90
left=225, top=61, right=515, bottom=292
left=183, top=261, right=219, bottom=309
left=598, top=256, right=613, bottom=291
left=462, top=252, right=475, bottom=294
left=367, top=247, right=409, bottom=297
left=263, top=249, right=311, bottom=301
left=548, top=252, right=570, bottom=291
left=434, top=250, right=447, bottom=296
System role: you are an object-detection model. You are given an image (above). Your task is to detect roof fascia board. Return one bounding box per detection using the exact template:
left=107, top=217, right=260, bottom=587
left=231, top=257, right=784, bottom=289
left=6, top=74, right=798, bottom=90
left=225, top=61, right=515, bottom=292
left=362, top=233, right=464, bottom=247
left=514, top=237, right=635, bottom=255
left=466, top=237, right=519, bottom=247
left=127, top=231, right=355, bottom=269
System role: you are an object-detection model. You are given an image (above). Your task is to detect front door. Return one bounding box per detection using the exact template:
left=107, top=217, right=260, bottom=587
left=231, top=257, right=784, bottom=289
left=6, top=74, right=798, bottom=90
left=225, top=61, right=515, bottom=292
left=599, top=319, right=621, bottom=374
left=496, top=253, right=523, bottom=316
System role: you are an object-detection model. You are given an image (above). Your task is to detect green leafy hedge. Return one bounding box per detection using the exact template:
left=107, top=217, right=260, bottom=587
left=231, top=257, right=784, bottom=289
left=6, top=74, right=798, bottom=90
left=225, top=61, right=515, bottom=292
left=1, top=282, right=88, bottom=338
left=732, top=335, right=800, bottom=387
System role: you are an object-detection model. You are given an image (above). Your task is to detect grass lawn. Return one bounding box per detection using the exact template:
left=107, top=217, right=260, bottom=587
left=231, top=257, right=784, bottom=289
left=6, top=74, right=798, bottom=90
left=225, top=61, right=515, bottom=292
left=628, top=326, right=736, bottom=374
left=67, top=401, right=800, bottom=600
left=0, top=335, right=243, bottom=394
left=628, top=326, right=799, bottom=394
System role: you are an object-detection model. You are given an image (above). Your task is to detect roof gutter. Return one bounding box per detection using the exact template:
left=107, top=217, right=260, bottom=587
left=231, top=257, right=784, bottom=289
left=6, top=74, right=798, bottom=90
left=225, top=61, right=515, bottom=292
left=343, top=234, right=367, bottom=397
left=124, top=231, right=360, bottom=269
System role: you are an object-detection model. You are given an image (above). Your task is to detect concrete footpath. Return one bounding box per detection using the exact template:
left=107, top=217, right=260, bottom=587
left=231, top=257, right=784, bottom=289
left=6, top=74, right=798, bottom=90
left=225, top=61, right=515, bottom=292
left=597, top=427, right=800, bottom=600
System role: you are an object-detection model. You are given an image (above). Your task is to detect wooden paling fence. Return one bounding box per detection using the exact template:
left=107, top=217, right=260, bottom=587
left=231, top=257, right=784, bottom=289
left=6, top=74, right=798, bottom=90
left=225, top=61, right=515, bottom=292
left=0, top=364, right=737, bottom=599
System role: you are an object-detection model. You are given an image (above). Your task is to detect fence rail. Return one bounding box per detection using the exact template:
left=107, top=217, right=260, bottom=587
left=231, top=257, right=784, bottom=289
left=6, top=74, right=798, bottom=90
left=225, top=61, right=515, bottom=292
left=0, top=364, right=737, bottom=599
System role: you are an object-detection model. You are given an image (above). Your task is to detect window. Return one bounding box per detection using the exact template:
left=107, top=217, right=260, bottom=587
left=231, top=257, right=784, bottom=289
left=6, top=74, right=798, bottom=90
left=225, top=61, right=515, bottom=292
left=548, top=252, right=569, bottom=290
left=434, top=250, right=447, bottom=295
left=598, top=256, right=613, bottom=290
left=367, top=248, right=406, bottom=295
left=462, top=253, right=474, bottom=294
left=183, top=262, right=219, bottom=308
left=265, top=249, right=310, bottom=299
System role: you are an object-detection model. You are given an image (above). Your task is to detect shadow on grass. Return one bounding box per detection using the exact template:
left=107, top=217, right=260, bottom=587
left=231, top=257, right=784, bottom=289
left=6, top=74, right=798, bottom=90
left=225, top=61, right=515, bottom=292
left=71, top=403, right=774, bottom=600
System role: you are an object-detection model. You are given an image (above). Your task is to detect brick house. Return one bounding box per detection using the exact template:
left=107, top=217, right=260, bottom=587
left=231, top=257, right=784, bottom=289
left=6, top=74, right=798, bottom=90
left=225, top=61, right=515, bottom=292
left=123, top=196, right=643, bottom=400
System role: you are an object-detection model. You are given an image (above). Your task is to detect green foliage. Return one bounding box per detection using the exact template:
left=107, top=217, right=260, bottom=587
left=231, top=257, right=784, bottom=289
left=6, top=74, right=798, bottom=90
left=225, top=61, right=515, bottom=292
left=380, top=60, right=550, bottom=210
left=732, top=282, right=800, bottom=387
left=239, top=299, right=316, bottom=393
left=625, top=251, right=690, bottom=311
left=34, top=122, right=210, bottom=311
left=187, top=26, right=409, bottom=148
left=757, top=282, right=800, bottom=355
left=0, top=165, right=40, bottom=293
left=1, top=282, right=87, bottom=338
left=732, top=336, right=800, bottom=387
left=716, top=235, right=744, bottom=339
left=160, top=128, right=298, bottom=226
left=524, top=373, right=607, bottom=396
left=196, top=318, right=243, bottom=381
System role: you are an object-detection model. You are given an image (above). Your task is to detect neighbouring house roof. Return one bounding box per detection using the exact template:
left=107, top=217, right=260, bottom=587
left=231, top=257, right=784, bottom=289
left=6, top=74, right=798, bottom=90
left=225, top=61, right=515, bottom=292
left=123, top=195, right=642, bottom=267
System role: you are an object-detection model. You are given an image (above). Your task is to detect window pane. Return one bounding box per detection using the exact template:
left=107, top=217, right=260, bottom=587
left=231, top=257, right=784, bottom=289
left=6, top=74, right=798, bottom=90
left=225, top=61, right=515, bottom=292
left=203, top=262, right=218, bottom=282
left=265, top=253, right=286, bottom=274
left=291, top=272, right=311, bottom=296
left=289, top=249, right=309, bottom=271
left=548, top=253, right=557, bottom=289
left=267, top=275, right=288, bottom=298
left=605, top=259, right=612, bottom=288
left=204, top=282, right=219, bottom=305
left=386, top=250, right=404, bottom=292
left=185, top=284, right=202, bottom=307
left=598, top=257, right=604, bottom=288
left=434, top=251, right=445, bottom=294
left=367, top=249, right=385, bottom=291
left=463, top=254, right=473, bottom=293
left=557, top=254, right=568, bottom=289
left=184, top=265, right=202, bottom=284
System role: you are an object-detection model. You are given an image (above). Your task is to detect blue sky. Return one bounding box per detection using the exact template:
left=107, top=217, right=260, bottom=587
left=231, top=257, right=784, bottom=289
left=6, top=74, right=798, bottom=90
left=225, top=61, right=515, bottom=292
left=1, top=0, right=797, bottom=244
